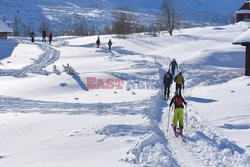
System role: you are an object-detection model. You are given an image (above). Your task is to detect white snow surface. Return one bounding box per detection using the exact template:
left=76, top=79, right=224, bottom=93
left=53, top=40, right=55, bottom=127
left=0, top=22, right=250, bottom=166
left=233, top=29, right=250, bottom=44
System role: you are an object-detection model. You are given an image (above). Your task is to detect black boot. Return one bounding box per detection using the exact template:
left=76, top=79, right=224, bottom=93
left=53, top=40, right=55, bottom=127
left=180, top=125, right=183, bottom=136
left=173, top=126, right=178, bottom=137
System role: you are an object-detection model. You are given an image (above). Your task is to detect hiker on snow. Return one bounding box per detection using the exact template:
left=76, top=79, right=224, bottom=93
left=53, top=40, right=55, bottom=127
left=169, top=91, right=187, bottom=137
left=48, top=32, right=53, bottom=44
left=174, top=71, right=184, bottom=95
left=169, top=58, right=178, bottom=76
left=42, top=30, right=47, bottom=43
left=163, top=69, right=173, bottom=99
left=108, top=39, right=112, bottom=51
left=30, top=32, right=35, bottom=43
left=96, top=36, right=100, bottom=48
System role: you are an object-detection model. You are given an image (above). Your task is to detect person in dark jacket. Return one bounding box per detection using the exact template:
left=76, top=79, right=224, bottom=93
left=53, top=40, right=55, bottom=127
left=42, top=30, right=46, bottom=43
left=163, top=69, right=173, bottom=99
left=48, top=32, right=53, bottom=44
left=169, top=58, right=178, bottom=76
left=96, top=36, right=100, bottom=48
left=108, top=39, right=112, bottom=51
left=169, top=91, right=187, bottom=137
left=30, top=32, right=35, bottom=43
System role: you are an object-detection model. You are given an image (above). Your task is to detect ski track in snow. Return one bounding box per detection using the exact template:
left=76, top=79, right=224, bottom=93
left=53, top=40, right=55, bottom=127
left=0, top=36, right=250, bottom=166
left=0, top=39, right=60, bottom=77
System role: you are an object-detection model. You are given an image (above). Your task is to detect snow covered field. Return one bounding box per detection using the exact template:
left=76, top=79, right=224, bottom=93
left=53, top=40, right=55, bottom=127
left=0, top=22, right=250, bottom=166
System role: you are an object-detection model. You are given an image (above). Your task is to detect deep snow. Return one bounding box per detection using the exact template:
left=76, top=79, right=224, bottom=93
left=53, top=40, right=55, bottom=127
left=0, top=22, right=250, bottom=166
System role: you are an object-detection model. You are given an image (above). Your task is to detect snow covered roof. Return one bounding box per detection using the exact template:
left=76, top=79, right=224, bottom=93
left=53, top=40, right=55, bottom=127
left=233, top=29, right=250, bottom=44
left=0, top=20, right=12, bottom=33
left=235, top=10, right=250, bottom=14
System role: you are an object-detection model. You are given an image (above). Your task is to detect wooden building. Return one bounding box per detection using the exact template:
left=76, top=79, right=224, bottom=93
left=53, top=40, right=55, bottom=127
left=0, top=20, right=12, bottom=39
left=235, top=0, right=250, bottom=22
left=233, top=29, right=250, bottom=76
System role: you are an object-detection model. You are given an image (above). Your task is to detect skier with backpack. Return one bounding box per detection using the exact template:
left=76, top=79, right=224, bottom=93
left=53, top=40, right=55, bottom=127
left=42, top=30, right=46, bottom=43
left=108, top=39, right=112, bottom=51
left=169, top=58, right=178, bottom=76
left=163, top=69, right=173, bottom=99
left=30, top=32, right=35, bottom=43
left=96, top=36, right=100, bottom=48
left=169, top=91, right=187, bottom=137
left=174, top=71, right=185, bottom=95
left=48, top=32, right=53, bottom=45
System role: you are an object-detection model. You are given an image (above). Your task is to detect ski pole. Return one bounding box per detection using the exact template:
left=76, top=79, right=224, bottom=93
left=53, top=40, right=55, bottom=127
left=167, top=104, right=171, bottom=132
left=185, top=103, right=188, bottom=131
left=171, top=84, right=173, bottom=98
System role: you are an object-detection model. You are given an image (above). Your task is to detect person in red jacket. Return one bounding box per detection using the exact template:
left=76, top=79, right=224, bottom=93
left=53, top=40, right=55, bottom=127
left=169, top=91, right=187, bottom=137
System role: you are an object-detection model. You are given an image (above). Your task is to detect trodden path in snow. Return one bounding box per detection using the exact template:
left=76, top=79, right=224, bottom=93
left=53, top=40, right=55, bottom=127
left=0, top=38, right=60, bottom=77
left=0, top=36, right=249, bottom=166
left=156, top=54, right=250, bottom=166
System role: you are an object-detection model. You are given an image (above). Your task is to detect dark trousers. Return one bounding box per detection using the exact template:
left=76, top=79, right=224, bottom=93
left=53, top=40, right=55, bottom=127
left=176, top=83, right=182, bottom=95
left=42, top=37, right=46, bottom=43
left=164, top=84, right=171, bottom=98
left=171, top=66, right=176, bottom=76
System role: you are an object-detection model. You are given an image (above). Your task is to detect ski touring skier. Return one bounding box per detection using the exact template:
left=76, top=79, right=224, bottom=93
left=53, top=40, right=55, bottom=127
left=42, top=30, right=47, bottom=43
left=174, top=71, right=185, bottom=95
left=169, top=58, right=178, bottom=76
left=169, top=91, right=187, bottom=138
left=30, top=32, right=35, bottom=43
left=96, top=36, right=100, bottom=48
left=48, top=32, right=53, bottom=45
left=163, top=69, right=173, bottom=99
left=108, top=39, right=112, bottom=51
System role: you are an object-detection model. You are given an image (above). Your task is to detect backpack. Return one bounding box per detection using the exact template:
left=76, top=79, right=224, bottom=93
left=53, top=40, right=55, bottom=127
left=176, top=74, right=183, bottom=84
left=175, top=96, right=183, bottom=105
left=165, top=73, right=171, bottom=80
left=164, top=73, right=172, bottom=84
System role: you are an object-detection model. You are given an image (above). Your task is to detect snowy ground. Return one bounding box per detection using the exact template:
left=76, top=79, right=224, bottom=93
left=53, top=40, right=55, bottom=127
left=0, top=22, right=250, bottom=166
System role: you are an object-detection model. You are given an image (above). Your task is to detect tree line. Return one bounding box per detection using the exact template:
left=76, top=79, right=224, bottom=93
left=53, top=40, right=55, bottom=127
left=2, top=0, right=177, bottom=37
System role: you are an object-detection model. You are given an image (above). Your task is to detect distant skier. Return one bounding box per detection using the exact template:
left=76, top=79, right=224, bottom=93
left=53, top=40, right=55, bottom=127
left=169, top=91, right=187, bottom=137
left=96, top=36, right=100, bottom=48
left=169, top=58, right=178, bottom=76
left=108, top=39, right=112, bottom=51
left=174, top=71, right=184, bottom=95
left=48, top=32, right=53, bottom=44
left=30, top=32, right=35, bottom=43
left=163, top=69, right=173, bottom=99
left=42, top=30, right=46, bottom=43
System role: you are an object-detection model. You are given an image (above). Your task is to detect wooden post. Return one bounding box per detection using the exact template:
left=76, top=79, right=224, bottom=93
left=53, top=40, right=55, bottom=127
left=246, top=45, right=250, bottom=76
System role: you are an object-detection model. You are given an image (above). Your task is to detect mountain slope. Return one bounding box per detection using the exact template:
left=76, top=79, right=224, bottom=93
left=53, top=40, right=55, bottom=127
left=0, top=0, right=245, bottom=34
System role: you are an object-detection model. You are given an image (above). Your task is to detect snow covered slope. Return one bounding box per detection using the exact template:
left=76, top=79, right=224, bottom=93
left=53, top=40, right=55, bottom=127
left=0, top=22, right=250, bottom=166
left=0, top=0, right=245, bottom=33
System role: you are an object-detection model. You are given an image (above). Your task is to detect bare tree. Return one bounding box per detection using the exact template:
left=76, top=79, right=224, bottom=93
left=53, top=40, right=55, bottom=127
left=72, top=14, right=88, bottom=36
left=111, top=7, right=137, bottom=37
left=90, top=23, right=96, bottom=36
left=162, top=0, right=177, bottom=35
left=22, top=23, right=31, bottom=36
left=153, top=16, right=166, bottom=36
left=61, top=14, right=88, bottom=36
left=40, top=17, right=50, bottom=34
left=61, top=16, right=73, bottom=35
left=13, top=12, right=21, bottom=36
